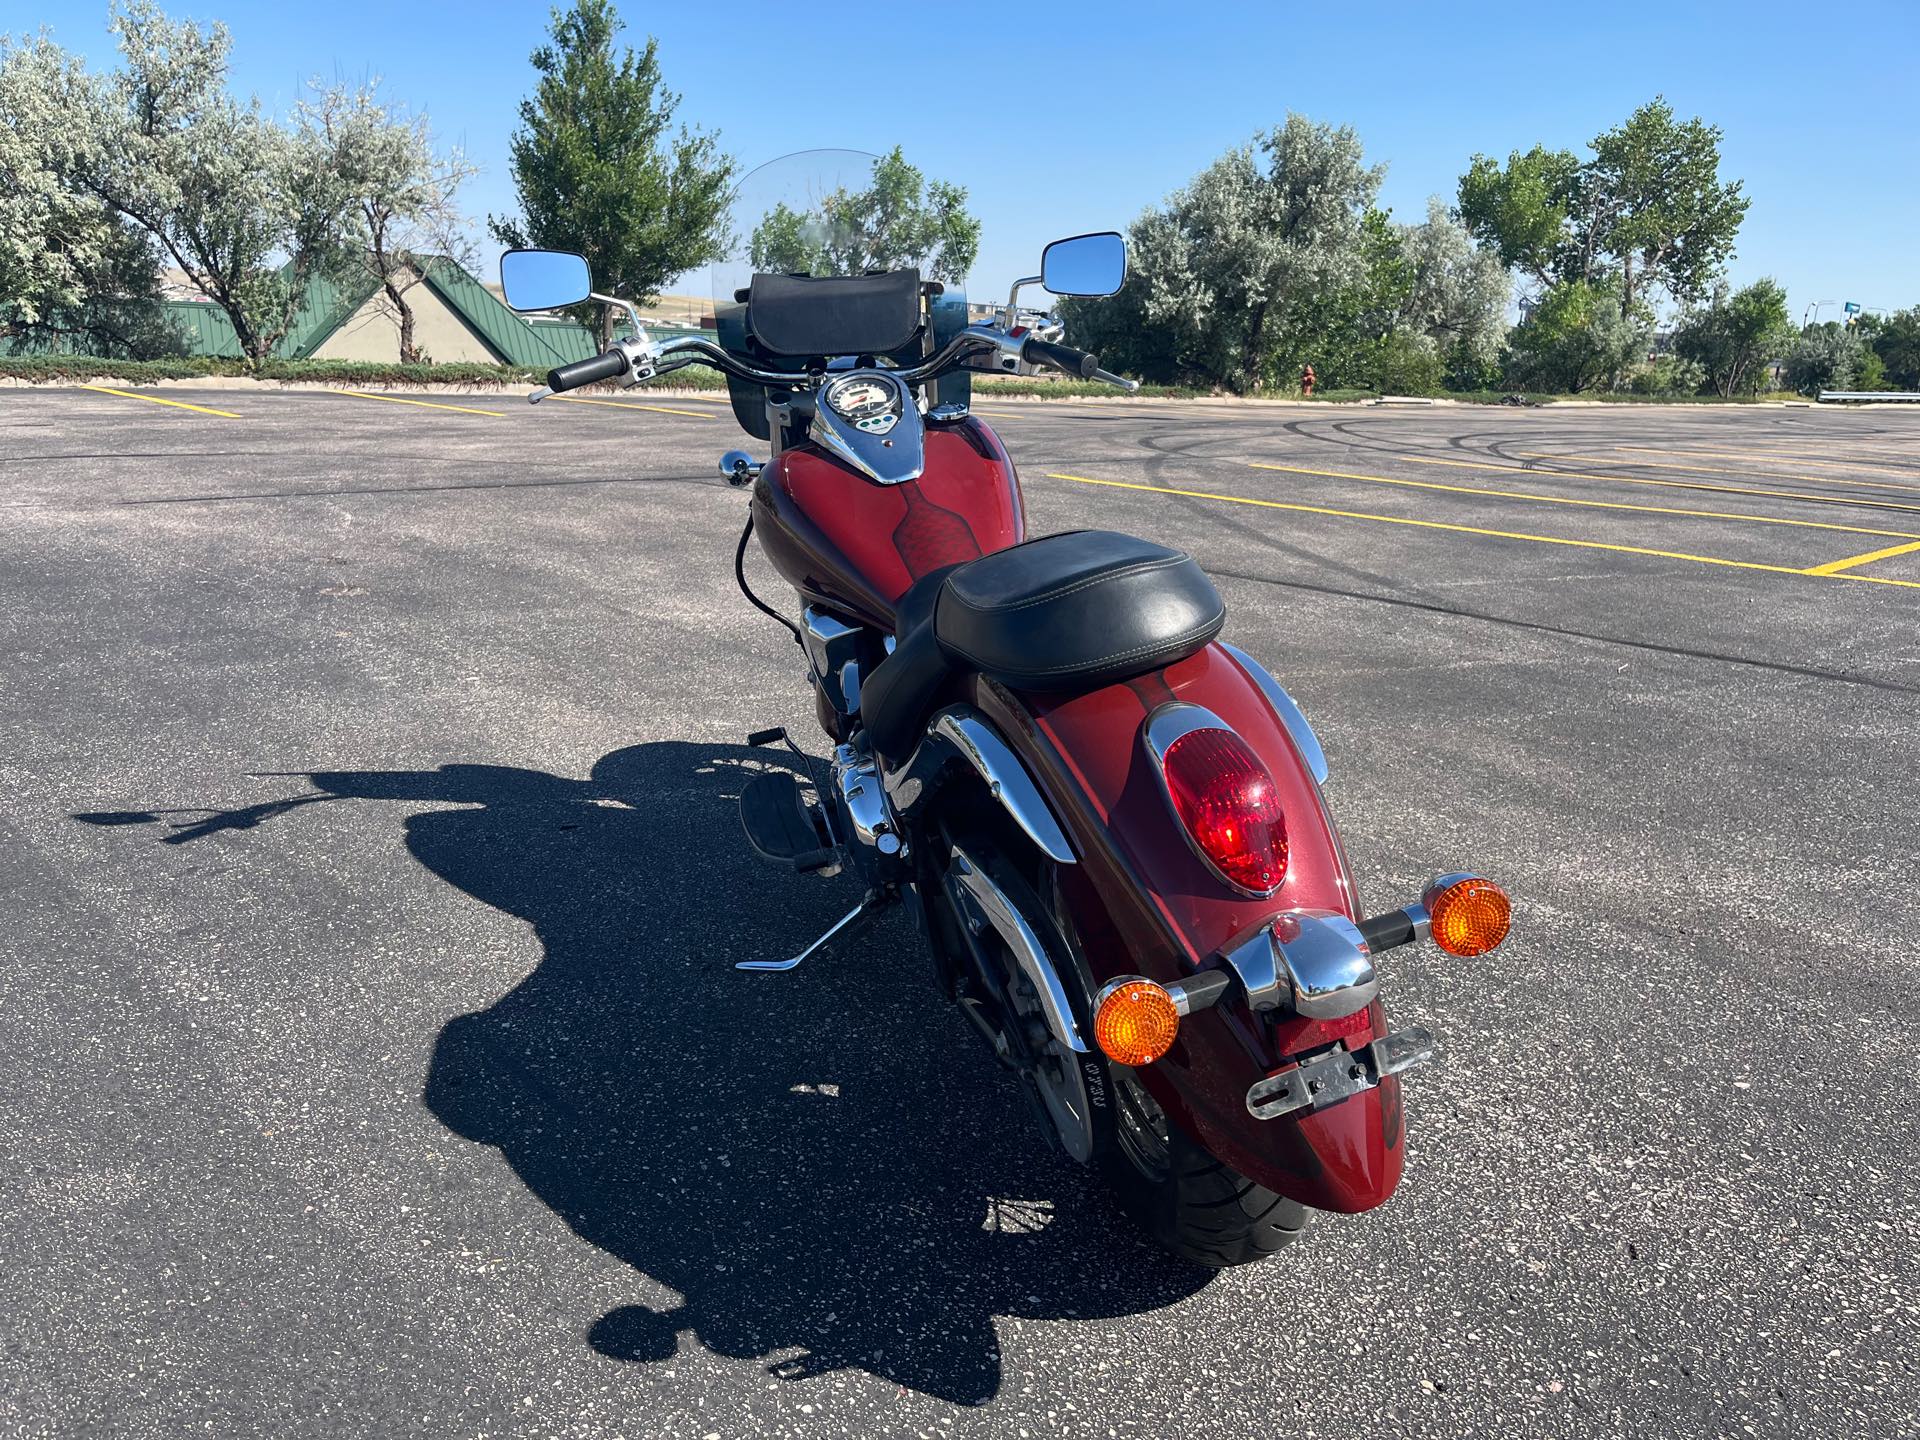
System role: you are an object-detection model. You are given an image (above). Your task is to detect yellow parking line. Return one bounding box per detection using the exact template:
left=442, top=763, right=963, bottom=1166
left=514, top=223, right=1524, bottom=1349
left=1399, top=453, right=1920, bottom=517
left=1803, top=539, right=1920, bottom=576
left=551, top=395, right=716, bottom=419
left=80, top=384, right=240, bottom=419
left=333, top=390, right=505, bottom=417
left=1246, top=461, right=1920, bottom=540
left=1515, top=450, right=1920, bottom=497
left=1613, top=444, right=1920, bottom=479
left=1043, top=471, right=1920, bottom=592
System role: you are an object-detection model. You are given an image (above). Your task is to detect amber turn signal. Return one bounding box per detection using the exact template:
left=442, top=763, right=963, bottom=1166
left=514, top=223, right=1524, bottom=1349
left=1424, top=875, right=1511, bottom=957
left=1093, top=977, right=1181, bottom=1066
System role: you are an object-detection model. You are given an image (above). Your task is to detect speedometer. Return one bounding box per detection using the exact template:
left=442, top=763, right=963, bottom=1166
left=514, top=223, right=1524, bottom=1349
left=826, top=375, right=897, bottom=421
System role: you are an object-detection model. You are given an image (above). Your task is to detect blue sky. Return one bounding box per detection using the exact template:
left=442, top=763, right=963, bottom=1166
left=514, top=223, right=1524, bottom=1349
left=10, top=0, right=1917, bottom=318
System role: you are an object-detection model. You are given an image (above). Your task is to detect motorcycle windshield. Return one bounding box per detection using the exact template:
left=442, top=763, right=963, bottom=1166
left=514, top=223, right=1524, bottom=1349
left=709, top=148, right=976, bottom=310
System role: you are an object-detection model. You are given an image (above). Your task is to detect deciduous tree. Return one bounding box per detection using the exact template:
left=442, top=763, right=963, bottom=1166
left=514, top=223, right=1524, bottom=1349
left=748, top=147, right=978, bottom=283
left=299, top=80, right=477, bottom=364
left=80, top=0, right=352, bottom=362
left=1396, top=198, right=1509, bottom=372
left=1458, top=97, right=1748, bottom=311
left=1871, top=308, right=1920, bottom=391
left=1502, top=280, right=1648, bottom=394
left=0, top=32, right=177, bottom=357
left=1587, top=98, right=1749, bottom=311
left=1456, top=145, right=1579, bottom=289
left=1783, top=323, right=1866, bottom=395
left=1671, top=278, right=1792, bottom=397
left=1066, top=116, right=1384, bottom=392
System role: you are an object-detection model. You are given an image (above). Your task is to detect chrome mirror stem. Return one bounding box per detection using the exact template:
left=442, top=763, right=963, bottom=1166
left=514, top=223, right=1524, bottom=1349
left=591, top=292, right=652, bottom=351
left=1001, top=274, right=1041, bottom=329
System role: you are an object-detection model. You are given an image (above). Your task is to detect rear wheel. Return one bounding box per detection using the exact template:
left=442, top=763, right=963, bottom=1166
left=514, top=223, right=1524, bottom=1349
left=924, top=794, right=1308, bottom=1269
left=1098, top=1063, right=1307, bottom=1268
left=1037, top=865, right=1307, bottom=1267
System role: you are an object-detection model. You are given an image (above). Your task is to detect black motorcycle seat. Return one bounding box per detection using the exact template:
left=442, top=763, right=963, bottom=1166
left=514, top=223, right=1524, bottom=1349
left=862, top=530, right=1225, bottom=760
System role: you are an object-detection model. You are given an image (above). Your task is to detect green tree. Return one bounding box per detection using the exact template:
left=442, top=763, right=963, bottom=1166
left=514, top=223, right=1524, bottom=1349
left=298, top=81, right=478, bottom=364
left=0, top=32, right=178, bottom=357
left=79, top=0, right=352, bottom=362
left=1457, top=145, right=1580, bottom=289
left=492, top=0, right=735, bottom=346
left=1587, top=98, right=1749, bottom=311
left=747, top=147, right=979, bottom=283
left=1871, top=308, right=1920, bottom=391
left=1267, top=207, right=1414, bottom=392
left=1063, top=115, right=1385, bottom=392
left=1503, top=279, right=1648, bottom=393
left=1459, top=97, right=1748, bottom=311
left=1670, top=278, right=1793, bottom=397
left=1396, top=198, right=1509, bottom=373
left=1783, top=323, right=1866, bottom=395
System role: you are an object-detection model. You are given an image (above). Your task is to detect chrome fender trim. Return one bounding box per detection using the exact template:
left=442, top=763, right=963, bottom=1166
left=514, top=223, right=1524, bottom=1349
left=1219, top=641, right=1328, bottom=786
left=949, top=845, right=1088, bottom=1055
left=884, top=706, right=1076, bottom=865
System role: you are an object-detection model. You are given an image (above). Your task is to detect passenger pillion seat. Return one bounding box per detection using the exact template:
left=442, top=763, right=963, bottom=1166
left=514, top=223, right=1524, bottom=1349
left=860, top=530, right=1226, bottom=761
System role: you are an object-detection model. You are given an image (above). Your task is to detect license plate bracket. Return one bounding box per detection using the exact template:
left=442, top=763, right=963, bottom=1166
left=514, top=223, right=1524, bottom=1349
left=1244, top=1025, right=1437, bottom=1120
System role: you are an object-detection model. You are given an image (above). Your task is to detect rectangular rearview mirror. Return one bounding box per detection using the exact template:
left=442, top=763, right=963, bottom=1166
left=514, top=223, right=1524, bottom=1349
left=500, top=249, right=592, bottom=312
left=1040, top=232, right=1127, bottom=298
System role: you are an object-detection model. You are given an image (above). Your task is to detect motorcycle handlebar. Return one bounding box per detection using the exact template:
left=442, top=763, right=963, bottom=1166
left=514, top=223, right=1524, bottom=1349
left=545, top=349, right=630, bottom=394
left=1020, top=335, right=1099, bottom=379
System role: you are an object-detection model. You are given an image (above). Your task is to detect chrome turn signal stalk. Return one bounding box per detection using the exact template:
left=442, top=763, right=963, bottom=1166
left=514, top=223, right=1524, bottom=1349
left=1144, top=874, right=1512, bottom=1024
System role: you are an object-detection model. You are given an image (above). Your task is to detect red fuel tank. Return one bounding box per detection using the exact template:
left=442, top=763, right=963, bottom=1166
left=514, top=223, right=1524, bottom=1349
left=750, top=418, right=1025, bottom=629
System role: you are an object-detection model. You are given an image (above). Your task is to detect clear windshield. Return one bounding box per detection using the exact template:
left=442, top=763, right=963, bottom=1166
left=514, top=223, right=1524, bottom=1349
left=709, top=148, right=977, bottom=307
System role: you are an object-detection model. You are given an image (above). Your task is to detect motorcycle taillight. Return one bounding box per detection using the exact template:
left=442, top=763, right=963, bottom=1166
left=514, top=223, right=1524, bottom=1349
left=1160, top=727, right=1289, bottom=895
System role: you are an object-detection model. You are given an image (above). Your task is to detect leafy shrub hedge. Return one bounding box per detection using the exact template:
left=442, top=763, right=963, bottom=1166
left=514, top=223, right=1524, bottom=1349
left=0, top=354, right=1816, bottom=405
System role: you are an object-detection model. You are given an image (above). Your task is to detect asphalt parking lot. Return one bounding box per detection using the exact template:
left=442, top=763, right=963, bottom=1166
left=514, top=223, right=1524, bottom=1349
left=3, top=383, right=1918, bottom=1439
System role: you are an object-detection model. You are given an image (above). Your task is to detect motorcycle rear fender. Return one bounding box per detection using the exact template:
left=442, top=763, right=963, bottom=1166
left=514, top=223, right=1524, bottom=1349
left=967, top=642, right=1405, bottom=1214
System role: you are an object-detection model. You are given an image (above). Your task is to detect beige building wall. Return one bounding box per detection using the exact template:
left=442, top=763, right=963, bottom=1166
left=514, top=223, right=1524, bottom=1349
left=309, top=272, right=502, bottom=363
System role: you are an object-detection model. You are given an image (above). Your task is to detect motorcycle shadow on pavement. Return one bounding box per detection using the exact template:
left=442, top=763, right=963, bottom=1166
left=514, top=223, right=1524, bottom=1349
left=80, top=741, right=1208, bottom=1405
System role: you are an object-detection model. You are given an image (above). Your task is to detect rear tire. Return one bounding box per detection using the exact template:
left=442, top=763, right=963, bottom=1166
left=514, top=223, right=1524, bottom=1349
left=924, top=793, right=1308, bottom=1269
left=1097, top=1065, right=1308, bottom=1268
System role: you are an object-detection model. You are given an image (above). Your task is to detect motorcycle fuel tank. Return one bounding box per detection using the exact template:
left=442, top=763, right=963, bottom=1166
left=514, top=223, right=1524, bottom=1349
left=751, top=418, right=1025, bottom=629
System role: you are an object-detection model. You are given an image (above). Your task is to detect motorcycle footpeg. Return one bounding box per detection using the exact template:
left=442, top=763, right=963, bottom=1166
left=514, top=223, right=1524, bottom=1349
left=738, top=771, right=836, bottom=873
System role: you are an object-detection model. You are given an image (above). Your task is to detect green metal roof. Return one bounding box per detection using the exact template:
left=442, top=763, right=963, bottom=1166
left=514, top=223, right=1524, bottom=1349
left=2, top=258, right=715, bottom=365
left=420, top=258, right=579, bottom=366
left=274, top=265, right=381, bottom=358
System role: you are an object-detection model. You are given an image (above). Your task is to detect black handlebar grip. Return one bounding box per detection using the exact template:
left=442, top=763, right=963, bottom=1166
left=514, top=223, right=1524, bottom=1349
left=545, top=349, right=629, bottom=393
left=1020, top=336, right=1099, bottom=379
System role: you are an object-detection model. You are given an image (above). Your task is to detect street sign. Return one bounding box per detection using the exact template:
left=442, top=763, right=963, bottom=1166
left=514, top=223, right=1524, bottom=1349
left=1844, top=302, right=1862, bottom=313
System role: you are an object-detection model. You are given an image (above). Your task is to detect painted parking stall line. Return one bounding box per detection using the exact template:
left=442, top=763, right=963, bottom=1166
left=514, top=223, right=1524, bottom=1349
left=1043, top=470, right=1920, bottom=592
left=1513, top=450, right=1920, bottom=498
left=1244, top=461, right=1920, bottom=541
left=549, top=395, right=717, bottom=419
left=1609, top=445, right=1920, bottom=480
left=80, top=384, right=241, bottom=419
left=1804, top=539, right=1920, bottom=576
left=330, top=390, right=506, bottom=417
left=1399, top=454, right=1920, bottom=517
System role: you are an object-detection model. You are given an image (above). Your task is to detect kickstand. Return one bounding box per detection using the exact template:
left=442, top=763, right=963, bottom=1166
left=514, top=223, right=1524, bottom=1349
left=738, top=887, right=889, bottom=971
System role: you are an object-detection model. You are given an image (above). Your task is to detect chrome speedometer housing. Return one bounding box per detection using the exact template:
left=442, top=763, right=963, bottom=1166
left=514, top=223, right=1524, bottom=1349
left=810, top=370, right=925, bottom=485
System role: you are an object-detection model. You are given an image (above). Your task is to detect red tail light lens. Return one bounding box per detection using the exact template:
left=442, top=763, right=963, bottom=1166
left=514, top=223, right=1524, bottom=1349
left=1160, top=727, right=1289, bottom=894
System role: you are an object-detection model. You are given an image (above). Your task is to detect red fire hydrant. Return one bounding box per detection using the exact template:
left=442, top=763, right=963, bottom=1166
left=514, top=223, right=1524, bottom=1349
left=1300, top=364, right=1316, bottom=398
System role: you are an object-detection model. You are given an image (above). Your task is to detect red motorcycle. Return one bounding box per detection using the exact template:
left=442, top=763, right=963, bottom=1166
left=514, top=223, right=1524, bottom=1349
left=499, top=172, right=1510, bottom=1268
